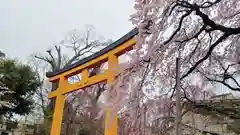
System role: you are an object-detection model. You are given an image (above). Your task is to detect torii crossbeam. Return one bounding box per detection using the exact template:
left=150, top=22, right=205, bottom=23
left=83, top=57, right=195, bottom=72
left=46, top=28, right=138, bottom=135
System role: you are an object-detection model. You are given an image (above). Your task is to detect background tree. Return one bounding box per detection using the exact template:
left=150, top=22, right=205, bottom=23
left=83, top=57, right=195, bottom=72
left=0, top=50, right=5, bottom=58
left=35, top=25, right=111, bottom=72
left=35, top=25, right=111, bottom=109
left=0, top=51, right=16, bottom=111
left=0, top=51, right=41, bottom=119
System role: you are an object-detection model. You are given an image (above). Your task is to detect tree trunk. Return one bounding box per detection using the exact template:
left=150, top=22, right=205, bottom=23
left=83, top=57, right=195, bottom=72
left=42, top=81, right=59, bottom=135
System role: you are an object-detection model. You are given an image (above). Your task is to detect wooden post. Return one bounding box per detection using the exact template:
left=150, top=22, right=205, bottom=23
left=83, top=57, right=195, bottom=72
left=104, top=54, right=118, bottom=135
left=50, top=77, right=67, bottom=135
left=175, top=57, right=182, bottom=135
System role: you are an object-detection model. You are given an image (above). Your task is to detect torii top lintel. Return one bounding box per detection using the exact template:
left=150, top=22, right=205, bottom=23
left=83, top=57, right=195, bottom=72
left=46, top=27, right=138, bottom=81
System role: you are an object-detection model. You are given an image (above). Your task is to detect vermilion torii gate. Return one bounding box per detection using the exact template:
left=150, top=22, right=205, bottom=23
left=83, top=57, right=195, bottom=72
left=46, top=28, right=138, bottom=135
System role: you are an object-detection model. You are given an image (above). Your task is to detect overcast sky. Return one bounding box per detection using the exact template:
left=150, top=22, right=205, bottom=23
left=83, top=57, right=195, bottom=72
left=0, top=0, right=135, bottom=61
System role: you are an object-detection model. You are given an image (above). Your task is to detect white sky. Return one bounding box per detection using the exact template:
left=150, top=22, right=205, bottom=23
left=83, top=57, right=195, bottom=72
left=0, top=0, right=135, bottom=61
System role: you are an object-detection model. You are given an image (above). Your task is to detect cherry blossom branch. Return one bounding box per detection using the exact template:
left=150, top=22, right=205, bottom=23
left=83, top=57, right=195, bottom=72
left=199, top=0, right=222, bottom=8
left=163, top=10, right=193, bottom=45
left=176, top=25, right=206, bottom=43
left=181, top=33, right=229, bottom=80
left=197, top=69, right=240, bottom=91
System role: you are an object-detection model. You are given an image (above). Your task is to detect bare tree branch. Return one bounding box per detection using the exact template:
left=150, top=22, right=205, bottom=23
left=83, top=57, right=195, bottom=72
left=55, top=45, right=62, bottom=69
left=34, top=55, right=56, bottom=70
left=46, top=49, right=56, bottom=67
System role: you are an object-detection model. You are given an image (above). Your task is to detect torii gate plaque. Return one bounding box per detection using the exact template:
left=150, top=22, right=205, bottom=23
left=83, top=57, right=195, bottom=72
left=46, top=28, right=138, bottom=135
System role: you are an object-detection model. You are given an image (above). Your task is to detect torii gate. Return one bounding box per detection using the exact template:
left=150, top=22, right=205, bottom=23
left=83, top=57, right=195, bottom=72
left=46, top=28, right=138, bottom=135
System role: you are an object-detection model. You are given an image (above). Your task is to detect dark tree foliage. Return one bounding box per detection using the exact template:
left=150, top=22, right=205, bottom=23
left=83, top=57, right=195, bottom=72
left=0, top=58, right=41, bottom=116
left=0, top=51, right=5, bottom=58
